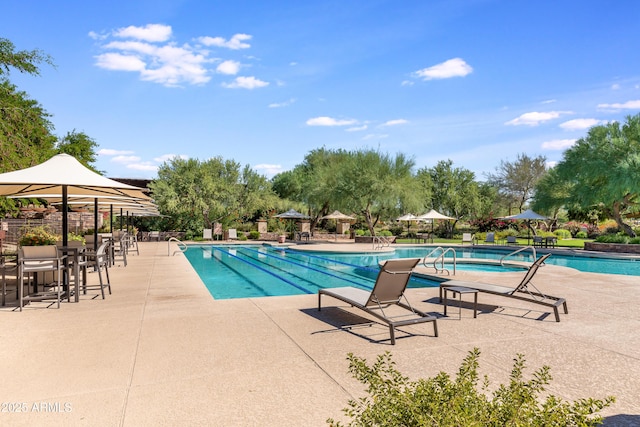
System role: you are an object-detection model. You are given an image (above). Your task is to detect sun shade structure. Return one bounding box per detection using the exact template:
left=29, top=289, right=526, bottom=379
left=416, top=209, right=454, bottom=243
left=500, top=209, right=549, bottom=245
left=320, top=210, right=355, bottom=240
left=274, top=209, right=310, bottom=219
left=0, top=154, right=151, bottom=246
left=397, top=213, right=418, bottom=235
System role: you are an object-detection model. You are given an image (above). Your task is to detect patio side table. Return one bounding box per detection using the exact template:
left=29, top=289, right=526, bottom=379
left=443, top=286, right=478, bottom=319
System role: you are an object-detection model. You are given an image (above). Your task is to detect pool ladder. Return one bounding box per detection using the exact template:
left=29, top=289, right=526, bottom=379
left=500, top=245, right=537, bottom=266
left=372, top=236, right=391, bottom=250
left=422, top=246, right=457, bottom=275
left=168, top=237, right=188, bottom=256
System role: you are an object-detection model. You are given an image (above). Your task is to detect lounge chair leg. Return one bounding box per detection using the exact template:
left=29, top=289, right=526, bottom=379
left=318, top=293, right=322, bottom=311
left=389, top=326, right=396, bottom=345
left=554, top=307, right=560, bottom=322
left=433, top=320, right=438, bottom=337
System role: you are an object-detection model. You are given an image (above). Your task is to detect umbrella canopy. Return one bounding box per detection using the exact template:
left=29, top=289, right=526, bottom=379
left=320, top=210, right=355, bottom=221
left=396, top=213, right=418, bottom=235
left=501, top=209, right=548, bottom=220
left=416, top=209, right=454, bottom=221
left=274, top=208, right=310, bottom=219
left=500, top=209, right=549, bottom=245
left=416, top=209, right=454, bottom=241
left=0, top=154, right=150, bottom=245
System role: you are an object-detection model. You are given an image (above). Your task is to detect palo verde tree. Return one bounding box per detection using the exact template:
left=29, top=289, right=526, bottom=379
left=333, top=148, right=421, bottom=236
left=416, top=160, right=488, bottom=237
left=534, top=115, right=640, bottom=237
left=485, top=153, right=548, bottom=215
left=149, top=156, right=277, bottom=238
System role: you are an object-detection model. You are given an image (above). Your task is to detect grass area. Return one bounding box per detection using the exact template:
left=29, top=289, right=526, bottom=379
left=395, top=237, right=591, bottom=249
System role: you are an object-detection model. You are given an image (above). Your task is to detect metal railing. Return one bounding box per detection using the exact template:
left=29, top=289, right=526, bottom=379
left=422, top=246, right=457, bottom=275
left=372, top=236, right=391, bottom=250
left=500, top=245, right=537, bottom=266
left=168, top=237, right=187, bottom=256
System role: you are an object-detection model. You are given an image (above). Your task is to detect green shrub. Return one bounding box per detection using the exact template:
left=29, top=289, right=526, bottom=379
left=379, top=229, right=393, bottom=237
left=248, top=230, right=260, bottom=240
left=596, top=234, right=629, bottom=244
left=238, top=231, right=248, bottom=241
left=554, top=229, right=572, bottom=239
left=630, top=237, right=640, bottom=244
left=328, top=349, right=614, bottom=427
left=576, top=231, right=588, bottom=239
left=355, top=229, right=366, bottom=236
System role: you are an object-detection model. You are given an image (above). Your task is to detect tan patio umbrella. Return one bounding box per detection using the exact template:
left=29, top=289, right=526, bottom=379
left=0, top=153, right=150, bottom=246
left=500, top=209, right=549, bottom=245
left=320, top=210, right=355, bottom=240
left=416, top=209, right=454, bottom=242
left=396, top=213, right=418, bottom=236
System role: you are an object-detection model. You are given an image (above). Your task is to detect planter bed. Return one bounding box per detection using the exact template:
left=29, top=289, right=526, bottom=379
left=584, top=241, right=640, bottom=254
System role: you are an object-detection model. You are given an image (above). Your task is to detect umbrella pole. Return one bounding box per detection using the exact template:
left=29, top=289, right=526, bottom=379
left=94, top=198, right=99, bottom=252
left=62, top=185, right=68, bottom=247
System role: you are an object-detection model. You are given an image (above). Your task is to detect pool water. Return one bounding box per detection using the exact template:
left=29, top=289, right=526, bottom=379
left=184, top=245, right=640, bottom=300
left=184, top=245, right=437, bottom=299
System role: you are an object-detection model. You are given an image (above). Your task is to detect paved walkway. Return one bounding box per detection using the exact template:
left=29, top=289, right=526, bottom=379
left=1, top=241, right=638, bottom=426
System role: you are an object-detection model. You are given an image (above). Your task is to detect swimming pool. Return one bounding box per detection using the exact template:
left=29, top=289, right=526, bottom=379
left=184, top=244, right=640, bottom=299
left=184, top=245, right=441, bottom=299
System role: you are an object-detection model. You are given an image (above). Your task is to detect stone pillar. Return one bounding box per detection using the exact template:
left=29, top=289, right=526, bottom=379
left=257, top=220, right=267, bottom=234
left=298, top=221, right=310, bottom=233
left=337, top=221, right=350, bottom=236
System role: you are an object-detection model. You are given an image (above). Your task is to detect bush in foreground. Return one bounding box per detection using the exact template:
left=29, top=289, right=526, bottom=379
left=328, top=348, right=614, bottom=427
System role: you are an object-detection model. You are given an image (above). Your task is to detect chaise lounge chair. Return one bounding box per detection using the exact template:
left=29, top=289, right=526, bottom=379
left=318, top=258, right=438, bottom=344
left=439, top=253, right=568, bottom=322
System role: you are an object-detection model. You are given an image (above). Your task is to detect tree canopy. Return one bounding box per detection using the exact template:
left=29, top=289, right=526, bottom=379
left=534, top=114, right=640, bottom=236
left=149, top=156, right=278, bottom=238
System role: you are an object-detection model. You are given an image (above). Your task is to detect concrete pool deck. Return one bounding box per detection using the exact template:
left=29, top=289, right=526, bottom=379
left=1, top=241, right=639, bottom=426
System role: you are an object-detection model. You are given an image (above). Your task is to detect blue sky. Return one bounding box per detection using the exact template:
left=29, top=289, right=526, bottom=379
left=3, top=0, right=640, bottom=180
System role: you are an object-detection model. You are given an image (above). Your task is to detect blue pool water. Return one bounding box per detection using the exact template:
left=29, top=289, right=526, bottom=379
left=184, top=245, right=640, bottom=300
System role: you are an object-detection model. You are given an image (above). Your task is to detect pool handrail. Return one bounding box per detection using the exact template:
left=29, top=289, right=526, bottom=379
left=168, top=237, right=187, bottom=256
left=500, top=245, right=537, bottom=266
left=373, top=235, right=391, bottom=250
left=422, top=246, right=456, bottom=275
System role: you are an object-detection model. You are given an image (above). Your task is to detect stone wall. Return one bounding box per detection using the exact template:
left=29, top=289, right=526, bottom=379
left=584, top=241, right=640, bottom=254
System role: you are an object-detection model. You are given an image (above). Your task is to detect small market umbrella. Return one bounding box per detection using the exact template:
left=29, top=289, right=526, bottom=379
left=274, top=209, right=310, bottom=237
left=320, top=210, right=355, bottom=240
left=416, top=209, right=454, bottom=242
left=396, top=213, right=418, bottom=236
left=500, top=209, right=549, bottom=245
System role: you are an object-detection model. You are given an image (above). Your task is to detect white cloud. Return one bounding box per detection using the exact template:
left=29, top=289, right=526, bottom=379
left=91, top=25, right=264, bottom=87
left=380, top=119, right=408, bottom=127
left=268, top=98, right=296, bottom=108
left=222, top=76, right=269, bottom=89
left=95, top=53, right=146, bottom=71
left=546, top=160, right=558, bottom=168
left=254, top=163, right=283, bottom=177
left=559, top=118, right=602, bottom=130
left=98, top=148, right=135, bottom=156
left=541, top=139, right=576, bottom=150
left=413, top=58, right=473, bottom=80
left=611, top=83, right=621, bottom=90
left=505, top=111, right=570, bottom=126
left=216, top=60, right=241, bottom=75
left=127, top=162, right=159, bottom=171
left=541, top=99, right=556, bottom=104
left=112, top=155, right=141, bottom=164
left=346, top=125, right=368, bottom=132
left=306, top=116, right=357, bottom=126
left=597, top=100, right=640, bottom=110
left=198, top=33, right=252, bottom=50
left=154, top=154, right=189, bottom=163
left=362, top=133, right=388, bottom=140
left=114, top=24, right=172, bottom=42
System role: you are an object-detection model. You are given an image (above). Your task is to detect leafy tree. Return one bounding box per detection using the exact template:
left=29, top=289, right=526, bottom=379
left=149, top=156, right=277, bottom=237
left=334, top=149, right=420, bottom=236
left=328, top=349, right=614, bottom=427
left=534, top=115, right=640, bottom=237
left=485, top=153, right=547, bottom=214
left=416, top=160, right=488, bottom=236
left=55, top=130, right=100, bottom=172
left=0, top=37, right=54, bottom=77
